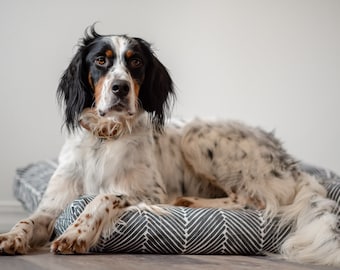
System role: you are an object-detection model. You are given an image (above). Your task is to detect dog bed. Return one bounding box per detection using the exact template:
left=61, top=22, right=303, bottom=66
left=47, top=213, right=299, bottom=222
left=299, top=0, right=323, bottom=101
left=14, top=160, right=340, bottom=255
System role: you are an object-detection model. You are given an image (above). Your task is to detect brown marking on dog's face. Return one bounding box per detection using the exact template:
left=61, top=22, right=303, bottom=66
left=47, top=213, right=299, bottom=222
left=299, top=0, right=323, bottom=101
left=133, top=79, right=141, bottom=98
left=105, top=49, right=113, bottom=58
left=125, top=49, right=134, bottom=59
left=94, top=77, right=105, bottom=104
left=85, top=214, right=92, bottom=219
left=80, top=36, right=155, bottom=126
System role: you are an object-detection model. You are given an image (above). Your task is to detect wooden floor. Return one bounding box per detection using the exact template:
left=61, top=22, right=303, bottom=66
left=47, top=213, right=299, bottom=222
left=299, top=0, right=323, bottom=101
left=1, top=210, right=338, bottom=270
left=0, top=250, right=338, bottom=270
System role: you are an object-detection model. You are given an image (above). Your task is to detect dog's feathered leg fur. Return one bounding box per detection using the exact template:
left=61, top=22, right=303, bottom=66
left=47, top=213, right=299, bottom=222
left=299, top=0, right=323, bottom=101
left=176, top=119, right=340, bottom=266
left=279, top=172, right=340, bottom=265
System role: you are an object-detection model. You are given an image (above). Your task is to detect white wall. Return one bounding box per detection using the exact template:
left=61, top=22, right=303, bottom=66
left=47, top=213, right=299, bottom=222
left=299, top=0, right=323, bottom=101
left=0, top=0, right=339, bottom=205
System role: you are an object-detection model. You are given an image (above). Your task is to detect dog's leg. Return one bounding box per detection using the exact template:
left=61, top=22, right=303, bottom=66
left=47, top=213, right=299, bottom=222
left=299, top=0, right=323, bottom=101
left=173, top=195, right=246, bottom=210
left=178, top=120, right=297, bottom=212
left=0, top=174, right=81, bottom=254
left=51, top=194, right=131, bottom=254
left=179, top=120, right=340, bottom=266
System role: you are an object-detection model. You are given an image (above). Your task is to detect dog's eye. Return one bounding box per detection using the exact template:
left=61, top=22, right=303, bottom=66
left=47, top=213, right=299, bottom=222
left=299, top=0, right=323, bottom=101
left=129, top=58, right=143, bottom=68
left=95, top=56, right=106, bottom=66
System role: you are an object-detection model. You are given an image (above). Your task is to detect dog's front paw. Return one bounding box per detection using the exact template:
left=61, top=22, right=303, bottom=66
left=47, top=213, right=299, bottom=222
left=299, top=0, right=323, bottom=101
left=0, top=232, right=29, bottom=255
left=51, top=234, right=89, bottom=255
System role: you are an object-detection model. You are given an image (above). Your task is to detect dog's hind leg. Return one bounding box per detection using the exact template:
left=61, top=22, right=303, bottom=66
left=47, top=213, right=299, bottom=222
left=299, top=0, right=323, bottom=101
left=179, top=120, right=297, bottom=213
left=179, top=120, right=340, bottom=266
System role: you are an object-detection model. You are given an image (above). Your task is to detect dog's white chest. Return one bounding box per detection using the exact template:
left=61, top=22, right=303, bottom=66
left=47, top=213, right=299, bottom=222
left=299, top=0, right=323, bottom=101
left=72, top=131, right=154, bottom=196
left=81, top=139, right=125, bottom=194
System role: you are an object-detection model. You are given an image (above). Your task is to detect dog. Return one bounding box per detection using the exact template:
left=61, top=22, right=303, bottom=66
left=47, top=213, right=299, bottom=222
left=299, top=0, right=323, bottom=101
left=0, top=26, right=339, bottom=266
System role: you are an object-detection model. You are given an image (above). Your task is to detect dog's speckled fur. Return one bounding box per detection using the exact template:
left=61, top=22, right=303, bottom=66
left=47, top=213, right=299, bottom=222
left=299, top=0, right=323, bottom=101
left=0, top=27, right=339, bottom=266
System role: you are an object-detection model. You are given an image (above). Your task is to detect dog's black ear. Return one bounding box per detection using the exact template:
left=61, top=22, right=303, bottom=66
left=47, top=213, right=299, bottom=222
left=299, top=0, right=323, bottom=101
left=57, top=27, right=99, bottom=132
left=57, top=51, right=91, bottom=132
left=136, top=39, right=175, bottom=131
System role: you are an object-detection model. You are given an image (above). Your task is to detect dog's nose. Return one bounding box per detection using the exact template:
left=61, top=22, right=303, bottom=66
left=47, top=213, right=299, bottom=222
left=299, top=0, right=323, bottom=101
left=112, top=80, right=130, bottom=97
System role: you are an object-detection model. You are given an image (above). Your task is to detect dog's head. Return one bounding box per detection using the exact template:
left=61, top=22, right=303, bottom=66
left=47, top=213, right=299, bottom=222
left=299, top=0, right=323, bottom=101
left=57, top=25, right=174, bottom=133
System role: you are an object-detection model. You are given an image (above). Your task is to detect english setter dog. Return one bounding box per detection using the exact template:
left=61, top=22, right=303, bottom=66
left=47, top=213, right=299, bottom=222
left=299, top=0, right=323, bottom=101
left=0, top=26, right=339, bottom=266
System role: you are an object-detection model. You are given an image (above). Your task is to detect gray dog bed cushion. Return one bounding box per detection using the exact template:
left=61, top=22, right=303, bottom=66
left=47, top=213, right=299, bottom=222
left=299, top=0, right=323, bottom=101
left=14, top=160, right=340, bottom=255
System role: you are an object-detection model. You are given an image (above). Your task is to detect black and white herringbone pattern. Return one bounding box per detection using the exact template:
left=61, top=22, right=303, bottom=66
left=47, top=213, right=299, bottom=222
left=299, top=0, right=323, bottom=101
left=54, top=198, right=291, bottom=255
left=15, top=160, right=340, bottom=255
left=13, top=159, right=58, bottom=212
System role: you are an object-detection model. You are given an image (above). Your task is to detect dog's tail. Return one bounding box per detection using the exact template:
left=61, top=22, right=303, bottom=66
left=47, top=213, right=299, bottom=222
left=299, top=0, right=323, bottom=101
left=279, top=172, right=340, bottom=266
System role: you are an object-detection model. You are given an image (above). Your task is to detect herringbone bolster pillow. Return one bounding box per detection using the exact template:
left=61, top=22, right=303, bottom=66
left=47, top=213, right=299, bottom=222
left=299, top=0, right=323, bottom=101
left=14, top=160, right=340, bottom=255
